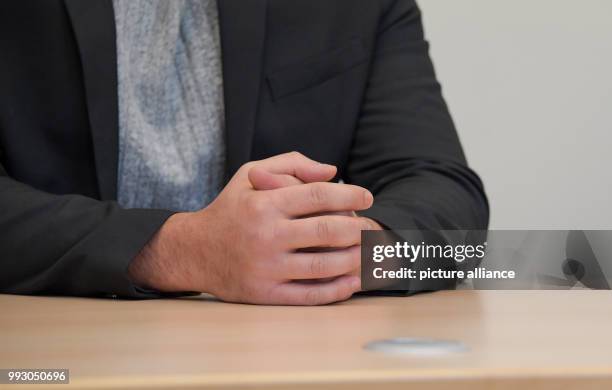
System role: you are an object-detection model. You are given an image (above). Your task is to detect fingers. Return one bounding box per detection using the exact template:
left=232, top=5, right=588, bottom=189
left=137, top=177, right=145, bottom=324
left=248, top=166, right=304, bottom=190
left=254, top=152, right=337, bottom=184
left=279, top=246, right=361, bottom=280
left=273, top=182, right=373, bottom=217
left=272, top=275, right=360, bottom=305
left=280, top=215, right=377, bottom=249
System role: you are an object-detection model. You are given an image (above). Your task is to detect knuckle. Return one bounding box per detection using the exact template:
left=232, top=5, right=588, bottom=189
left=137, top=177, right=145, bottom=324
left=304, top=287, right=323, bottom=306
left=288, top=151, right=304, bottom=159
left=248, top=223, right=275, bottom=247
left=276, top=253, right=291, bottom=274
left=271, top=221, right=287, bottom=243
left=254, top=255, right=281, bottom=280
left=309, top=184, right=328, bottom=207
left=269, top=190, right=288, bottom=212
left=316, top=219, right=331, bottom=241
left=310, top=253, right=328, bottom=277
left=245, top=194, right=268, bottom=216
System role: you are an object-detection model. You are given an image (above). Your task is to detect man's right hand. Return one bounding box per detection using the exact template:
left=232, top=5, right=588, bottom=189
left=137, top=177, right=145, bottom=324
left=128, top=152, right=376, bottom=305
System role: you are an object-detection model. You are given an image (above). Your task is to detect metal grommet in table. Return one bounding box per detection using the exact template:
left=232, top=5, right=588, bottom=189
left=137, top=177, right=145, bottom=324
left=364, top=338, right=468, bottom=356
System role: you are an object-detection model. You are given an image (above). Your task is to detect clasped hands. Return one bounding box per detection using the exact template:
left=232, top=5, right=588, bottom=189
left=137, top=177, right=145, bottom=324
left=129, top=152, right=382, bottom=305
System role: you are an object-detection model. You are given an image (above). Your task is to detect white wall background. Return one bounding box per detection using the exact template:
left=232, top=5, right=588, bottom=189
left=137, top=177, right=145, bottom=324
left=419, top=0, right=612, bottom=229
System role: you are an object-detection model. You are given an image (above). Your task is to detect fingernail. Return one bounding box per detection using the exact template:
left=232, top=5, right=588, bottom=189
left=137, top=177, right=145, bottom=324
left=351, top=277, right=362, bottom=291
left=364, top=190, right=374, bottom=205
left=320, top=163, right=336, bottom=170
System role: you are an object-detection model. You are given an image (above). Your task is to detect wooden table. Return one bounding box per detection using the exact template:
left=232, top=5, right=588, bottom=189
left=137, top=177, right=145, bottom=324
left=1, top=291, right=611, bottom=389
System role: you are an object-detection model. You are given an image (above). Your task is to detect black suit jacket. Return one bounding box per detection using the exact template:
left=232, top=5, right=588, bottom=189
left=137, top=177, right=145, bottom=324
left=0, top=0, right=489, bottom=298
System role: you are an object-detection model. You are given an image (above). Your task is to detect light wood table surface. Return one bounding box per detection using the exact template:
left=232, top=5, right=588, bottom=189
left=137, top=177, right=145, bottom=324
left=1, top=290, right=611, bottom=389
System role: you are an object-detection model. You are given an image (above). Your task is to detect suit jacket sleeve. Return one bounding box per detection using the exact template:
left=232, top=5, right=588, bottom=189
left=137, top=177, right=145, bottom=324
left=350, top=0, right=489, bottom=231
left=0, top=163, right=174, bottom=298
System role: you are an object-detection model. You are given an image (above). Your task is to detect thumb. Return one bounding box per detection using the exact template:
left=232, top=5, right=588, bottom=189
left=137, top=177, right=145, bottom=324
left=249, top=167, right=304, bottom=190
left=256, top=152, right=337, bottom=183
left=249, top=152, right=337, bottom=190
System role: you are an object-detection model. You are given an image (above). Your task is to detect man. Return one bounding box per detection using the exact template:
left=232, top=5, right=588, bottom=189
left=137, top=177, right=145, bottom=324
left=0, top=0, right=489, bottom=305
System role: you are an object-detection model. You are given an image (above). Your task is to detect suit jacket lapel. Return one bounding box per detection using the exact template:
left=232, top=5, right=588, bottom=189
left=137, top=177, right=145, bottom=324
left=64, top=0, right=118, bottom=201
left=218, top=0, right=268, bottom=177
left=64, top=0, right=268, bottom=197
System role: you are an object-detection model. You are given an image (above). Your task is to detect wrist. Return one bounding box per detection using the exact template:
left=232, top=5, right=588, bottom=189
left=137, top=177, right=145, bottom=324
left=128, top=212, right=200, bottom=293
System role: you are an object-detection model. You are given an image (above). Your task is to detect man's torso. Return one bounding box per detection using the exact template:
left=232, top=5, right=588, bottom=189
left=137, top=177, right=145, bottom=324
left=0, top=0, right=384, bottom=199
